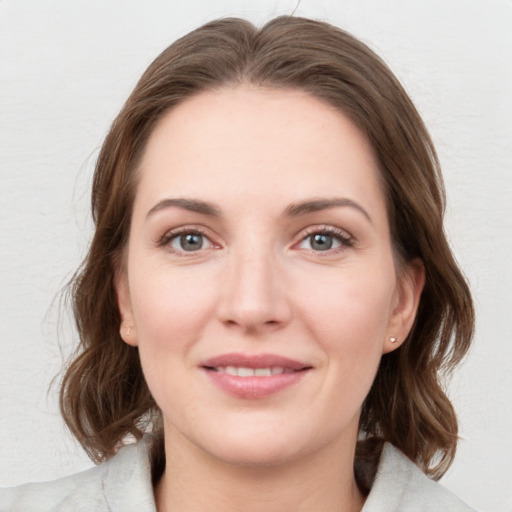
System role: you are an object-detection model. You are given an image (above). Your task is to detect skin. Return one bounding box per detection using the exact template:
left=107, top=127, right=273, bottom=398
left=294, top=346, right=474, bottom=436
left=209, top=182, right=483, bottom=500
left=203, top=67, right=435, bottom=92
left=116, top=85, right=424, bottom=512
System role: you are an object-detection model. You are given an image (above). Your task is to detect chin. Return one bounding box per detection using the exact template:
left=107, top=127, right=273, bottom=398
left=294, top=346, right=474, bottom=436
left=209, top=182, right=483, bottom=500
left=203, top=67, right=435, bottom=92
left=206, top=438, right=303, bottom=468
left=192, top=418, right=336, bottom=469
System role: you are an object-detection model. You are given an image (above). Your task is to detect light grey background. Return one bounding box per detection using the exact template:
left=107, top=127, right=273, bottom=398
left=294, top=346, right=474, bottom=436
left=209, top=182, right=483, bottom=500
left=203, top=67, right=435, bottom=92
left=1, top=1, right=511, bottom=510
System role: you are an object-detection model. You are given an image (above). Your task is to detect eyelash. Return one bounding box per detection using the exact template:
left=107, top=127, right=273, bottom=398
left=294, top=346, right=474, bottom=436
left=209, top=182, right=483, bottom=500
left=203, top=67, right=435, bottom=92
left=294, top=225, right=355, bottom=254
left=157, top=225, right=355, bottom=256
left=158, top=226, right=216, bottom=256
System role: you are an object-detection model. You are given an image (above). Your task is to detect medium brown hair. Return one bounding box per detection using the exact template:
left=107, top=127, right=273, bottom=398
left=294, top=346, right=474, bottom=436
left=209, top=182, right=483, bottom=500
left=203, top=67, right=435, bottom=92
left=60, top=16, right=474, bottom=488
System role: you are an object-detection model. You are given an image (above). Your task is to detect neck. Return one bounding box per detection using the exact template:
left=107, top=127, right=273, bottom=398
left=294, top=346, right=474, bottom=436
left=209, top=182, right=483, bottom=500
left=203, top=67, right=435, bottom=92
left=154, top=428, right=365, bottom=512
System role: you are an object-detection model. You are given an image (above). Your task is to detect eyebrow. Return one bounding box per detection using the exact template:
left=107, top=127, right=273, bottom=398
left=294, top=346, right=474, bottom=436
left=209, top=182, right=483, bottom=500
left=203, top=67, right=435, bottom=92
left=146, top=196, right=372, bottom=224
left=284, top=198, right=373, bottom=224
left=146, top=198, right=221, bottom=218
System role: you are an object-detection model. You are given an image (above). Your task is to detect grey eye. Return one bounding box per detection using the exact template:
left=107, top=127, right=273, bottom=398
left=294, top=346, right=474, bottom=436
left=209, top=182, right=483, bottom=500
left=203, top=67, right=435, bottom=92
left=297, top=232, right=346, bottom=252
left=172, top=233, right=205, bottom=252
left=309, top=233, right=334, bottom=251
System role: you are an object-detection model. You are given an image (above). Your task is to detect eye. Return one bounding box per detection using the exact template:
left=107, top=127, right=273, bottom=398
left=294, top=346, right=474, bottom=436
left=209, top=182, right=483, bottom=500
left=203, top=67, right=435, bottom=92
left=296, top=227, right=354, bottom=253
left=159, top=228, right=216, bottom=255
left=171, top=232, right=207, bottom=252
left=305, top=233, right=339, bottom=251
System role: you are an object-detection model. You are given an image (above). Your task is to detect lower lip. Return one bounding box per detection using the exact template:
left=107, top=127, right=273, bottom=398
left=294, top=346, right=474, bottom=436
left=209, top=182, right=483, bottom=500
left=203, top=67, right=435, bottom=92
left=203, top=369, right=309, bottom=399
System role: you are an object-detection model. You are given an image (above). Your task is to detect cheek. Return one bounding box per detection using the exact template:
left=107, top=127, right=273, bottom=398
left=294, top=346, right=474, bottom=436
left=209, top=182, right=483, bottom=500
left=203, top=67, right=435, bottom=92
left=281, top=267, right=397, bottom=439
left=130, top=262, right=216, bottom=337
left=128, top=263, right=220, bottom=396
left=128, top=265, right=219, bottom=410
left=296, top=263, right=396, bottom=370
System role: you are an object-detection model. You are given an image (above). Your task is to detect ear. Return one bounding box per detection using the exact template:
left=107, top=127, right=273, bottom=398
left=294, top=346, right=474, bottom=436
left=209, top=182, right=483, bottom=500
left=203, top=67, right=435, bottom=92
left=383, top=258, right=425, bottom=354
left=115, top=268, right=138, bottom=347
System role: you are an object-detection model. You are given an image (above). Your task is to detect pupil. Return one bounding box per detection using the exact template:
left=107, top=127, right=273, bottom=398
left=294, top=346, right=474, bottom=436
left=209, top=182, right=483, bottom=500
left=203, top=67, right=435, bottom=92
left=311, top=233, right=332, bottom=251
left=181, top=233, right=203, bottom=251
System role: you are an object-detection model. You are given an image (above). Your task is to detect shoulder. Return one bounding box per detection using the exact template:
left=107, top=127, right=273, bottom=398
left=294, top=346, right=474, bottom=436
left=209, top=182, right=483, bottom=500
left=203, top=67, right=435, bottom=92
left=364, top=443, right=477, bottom=511
left=0, top=438, right=156, bottom=512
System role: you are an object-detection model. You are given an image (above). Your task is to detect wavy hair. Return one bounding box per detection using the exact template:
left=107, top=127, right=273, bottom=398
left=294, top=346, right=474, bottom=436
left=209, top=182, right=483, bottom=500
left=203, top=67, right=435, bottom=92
left=60, top=16, right=474, bottom=490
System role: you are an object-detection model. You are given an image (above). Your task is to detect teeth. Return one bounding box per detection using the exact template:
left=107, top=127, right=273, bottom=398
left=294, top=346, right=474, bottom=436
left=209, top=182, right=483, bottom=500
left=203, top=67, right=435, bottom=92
left=215, top=366, right=291, bottom=377
left=254, top=368, right=271, bottom=376
left=225, top=366, right=238, bottom=376
left=238, top=367, right=255, bottom=377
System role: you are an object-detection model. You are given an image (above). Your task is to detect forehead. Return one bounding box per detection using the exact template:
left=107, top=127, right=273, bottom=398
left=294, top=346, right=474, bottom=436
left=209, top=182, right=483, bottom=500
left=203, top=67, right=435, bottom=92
left=135, top=85, right=385, bottom=217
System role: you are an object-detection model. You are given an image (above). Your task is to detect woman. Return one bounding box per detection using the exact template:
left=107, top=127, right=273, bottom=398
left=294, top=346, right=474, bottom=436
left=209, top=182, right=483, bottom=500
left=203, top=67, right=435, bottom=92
left=1, top=16, right=475, bottom=511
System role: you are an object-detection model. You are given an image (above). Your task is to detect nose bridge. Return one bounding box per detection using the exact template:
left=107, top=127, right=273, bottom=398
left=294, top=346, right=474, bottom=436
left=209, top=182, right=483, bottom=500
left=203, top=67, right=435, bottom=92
left=219, top=236, right=290, bottom=330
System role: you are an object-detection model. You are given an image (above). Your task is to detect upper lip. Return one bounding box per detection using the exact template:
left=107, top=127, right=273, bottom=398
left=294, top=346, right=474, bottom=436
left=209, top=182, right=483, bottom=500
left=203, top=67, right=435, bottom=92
left=200, top=353, right=311, bottom=371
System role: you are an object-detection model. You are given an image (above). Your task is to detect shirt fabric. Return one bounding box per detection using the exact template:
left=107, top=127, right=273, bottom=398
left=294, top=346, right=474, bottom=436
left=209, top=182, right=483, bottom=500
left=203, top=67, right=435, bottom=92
left=0, top=438, right=476, bottom=511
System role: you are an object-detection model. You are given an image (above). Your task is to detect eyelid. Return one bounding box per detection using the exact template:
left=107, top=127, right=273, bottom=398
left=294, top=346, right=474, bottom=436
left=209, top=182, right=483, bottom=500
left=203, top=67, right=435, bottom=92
left=292, top=225, right=355, bottom=252
left=156, top=223, right=354, bottom=256
left=157, top=225, right=221, bottom=254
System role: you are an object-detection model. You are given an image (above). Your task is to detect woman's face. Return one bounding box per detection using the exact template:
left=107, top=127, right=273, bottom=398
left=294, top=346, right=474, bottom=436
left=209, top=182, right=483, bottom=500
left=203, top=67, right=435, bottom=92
left=117, top=86, right=423, bottom=467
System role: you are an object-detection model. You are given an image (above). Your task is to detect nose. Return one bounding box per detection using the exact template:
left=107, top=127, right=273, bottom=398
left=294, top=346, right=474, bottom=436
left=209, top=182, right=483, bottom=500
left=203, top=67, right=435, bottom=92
left=217, top=246, right=292, bottom=334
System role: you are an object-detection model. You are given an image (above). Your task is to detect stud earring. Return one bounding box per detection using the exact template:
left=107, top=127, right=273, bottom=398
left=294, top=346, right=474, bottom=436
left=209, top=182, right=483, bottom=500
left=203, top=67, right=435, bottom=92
left=389, top=336, right=397, bottom=343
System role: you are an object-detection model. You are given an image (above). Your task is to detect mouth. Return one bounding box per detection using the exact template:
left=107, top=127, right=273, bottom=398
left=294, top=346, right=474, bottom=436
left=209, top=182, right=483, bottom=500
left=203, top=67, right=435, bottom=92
left=200, top=353, right=312, bottom=399
left=207, top=366, right=297, bottom=377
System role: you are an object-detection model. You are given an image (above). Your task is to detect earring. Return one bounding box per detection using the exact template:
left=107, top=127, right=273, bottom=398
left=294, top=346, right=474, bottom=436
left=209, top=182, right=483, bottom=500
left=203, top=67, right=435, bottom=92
left=121, top=325, right=131, bottom=337
left=389, top=336, right=397, bottom=343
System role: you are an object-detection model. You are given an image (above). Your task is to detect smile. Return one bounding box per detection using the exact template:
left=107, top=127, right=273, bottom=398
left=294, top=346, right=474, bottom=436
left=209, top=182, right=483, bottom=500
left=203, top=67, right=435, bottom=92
left=210, top=366, right=296, bottom=377
left=200, top=353, right=311, bottom=399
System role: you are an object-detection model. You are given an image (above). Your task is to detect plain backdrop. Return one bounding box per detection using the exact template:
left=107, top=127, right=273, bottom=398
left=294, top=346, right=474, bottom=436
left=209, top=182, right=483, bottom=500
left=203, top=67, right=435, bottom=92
left=1, top=1, right=511, bottom=510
